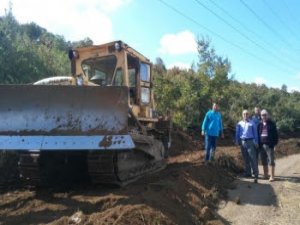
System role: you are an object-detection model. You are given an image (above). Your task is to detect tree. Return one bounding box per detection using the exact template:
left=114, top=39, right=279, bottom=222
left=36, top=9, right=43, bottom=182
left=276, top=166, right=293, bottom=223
left=71, top=37, right=93, bottom=48
left=196, top=37, right=232, bottom=127
left=0, top=8, right=92, bottom=84
left=153, top=57, right=166, bottom=76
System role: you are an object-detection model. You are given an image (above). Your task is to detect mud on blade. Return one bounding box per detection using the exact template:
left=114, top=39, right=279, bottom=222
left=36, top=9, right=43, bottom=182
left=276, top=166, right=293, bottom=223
left=0, top=85, right=134, bottom=150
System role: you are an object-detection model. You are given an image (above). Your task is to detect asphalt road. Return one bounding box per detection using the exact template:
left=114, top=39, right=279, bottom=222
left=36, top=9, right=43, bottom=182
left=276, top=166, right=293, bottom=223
left=218, top=154, right=300, bottom=225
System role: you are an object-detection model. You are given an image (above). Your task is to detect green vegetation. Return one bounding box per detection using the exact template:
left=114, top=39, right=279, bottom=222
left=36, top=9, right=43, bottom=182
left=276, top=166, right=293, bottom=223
left=1, top=11, right=299, bottom=133
left=153, top=38, right=300, bottom=133
left=0, top=8, right=92, bottom=84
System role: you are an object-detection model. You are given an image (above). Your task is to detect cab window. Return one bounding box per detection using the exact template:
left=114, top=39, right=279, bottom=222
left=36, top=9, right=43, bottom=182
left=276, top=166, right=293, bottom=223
left=113, top=68, right=123, bottom=86
left=82, top=55, right=117, bottom=86
left=141, top=87, right=150, bottom=104
left=140, top=63, right=150, bottom=82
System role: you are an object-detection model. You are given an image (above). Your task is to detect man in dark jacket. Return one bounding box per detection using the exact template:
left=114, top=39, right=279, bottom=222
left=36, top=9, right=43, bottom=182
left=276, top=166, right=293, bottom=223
left=257, top=109, right=278, bottom=181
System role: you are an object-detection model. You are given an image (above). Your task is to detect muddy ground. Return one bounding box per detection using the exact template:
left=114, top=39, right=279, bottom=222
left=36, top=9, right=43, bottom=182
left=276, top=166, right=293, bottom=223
left=0, top=131, right=299, bottom=225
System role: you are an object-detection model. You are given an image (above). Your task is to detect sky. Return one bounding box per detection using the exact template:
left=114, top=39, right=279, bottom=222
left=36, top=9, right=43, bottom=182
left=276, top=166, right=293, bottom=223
left=1, top=0, right=300, bottom=92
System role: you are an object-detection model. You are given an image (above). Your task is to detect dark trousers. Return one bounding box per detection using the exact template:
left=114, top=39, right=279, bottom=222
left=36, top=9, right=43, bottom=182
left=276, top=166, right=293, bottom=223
left=260, top=144, right=275, bottom=166
left=240, top=140, right=258, bottom=177
left=205, top=135, right=217, bottom=161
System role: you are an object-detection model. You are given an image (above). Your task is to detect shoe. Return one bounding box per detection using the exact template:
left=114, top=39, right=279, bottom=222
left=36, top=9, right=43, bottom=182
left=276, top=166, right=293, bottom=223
left=263, top=175, right=270, bottom=180
left=254, top=176, right=258, bottom=183
left=269, top=177, right=275, bottom=182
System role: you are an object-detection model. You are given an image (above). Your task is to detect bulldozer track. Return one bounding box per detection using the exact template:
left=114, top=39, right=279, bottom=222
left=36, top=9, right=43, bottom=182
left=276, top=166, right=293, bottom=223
left=88, top=151, right=166, bottom=186
left=17, top=144, right=166, bottom=187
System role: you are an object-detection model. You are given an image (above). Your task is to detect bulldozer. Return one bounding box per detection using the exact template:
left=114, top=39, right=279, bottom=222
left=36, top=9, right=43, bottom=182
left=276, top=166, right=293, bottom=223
left=0, top=40, right=171, bottom=186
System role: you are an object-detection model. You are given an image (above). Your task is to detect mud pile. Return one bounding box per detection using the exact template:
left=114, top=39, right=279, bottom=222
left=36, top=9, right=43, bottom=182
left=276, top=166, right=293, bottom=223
left=0, top=132, right=299, bottom=225
left=0, top=153, right=234, bottom=225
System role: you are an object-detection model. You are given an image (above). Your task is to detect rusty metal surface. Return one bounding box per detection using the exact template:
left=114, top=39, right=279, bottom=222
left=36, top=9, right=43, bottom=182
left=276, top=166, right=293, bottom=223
left=0, top=85, right=129, bottom=135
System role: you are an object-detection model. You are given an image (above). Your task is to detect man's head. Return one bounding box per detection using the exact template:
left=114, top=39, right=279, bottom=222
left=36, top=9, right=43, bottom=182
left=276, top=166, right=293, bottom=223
left=254, top=106, right=260, bottom=116
left=261, top=109, right=268, bottom=121
left=212, top=103, right=218, bottom=111
left=242, top=109, right=249, bottom=121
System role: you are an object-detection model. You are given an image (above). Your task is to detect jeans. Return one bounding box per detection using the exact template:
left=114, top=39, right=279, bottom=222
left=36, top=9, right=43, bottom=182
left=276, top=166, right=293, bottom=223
left=205, top=135, right=217, bottom=161
left=240, top=140, right=258, bottom=177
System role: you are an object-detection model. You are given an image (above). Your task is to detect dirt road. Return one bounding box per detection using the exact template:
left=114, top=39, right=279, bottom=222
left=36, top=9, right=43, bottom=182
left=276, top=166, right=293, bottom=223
left=218, top=154, right=300, bottom=225
left=0, top=136, right=299, bottom=225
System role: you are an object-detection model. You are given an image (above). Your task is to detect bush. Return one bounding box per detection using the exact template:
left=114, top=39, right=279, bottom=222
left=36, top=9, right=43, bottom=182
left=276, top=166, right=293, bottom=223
left=277, top=118, right=296, bottom=132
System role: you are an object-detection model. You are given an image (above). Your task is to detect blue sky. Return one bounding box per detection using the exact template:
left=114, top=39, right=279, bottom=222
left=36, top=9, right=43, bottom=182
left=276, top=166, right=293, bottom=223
left=1, top=0, right=300, bottom=91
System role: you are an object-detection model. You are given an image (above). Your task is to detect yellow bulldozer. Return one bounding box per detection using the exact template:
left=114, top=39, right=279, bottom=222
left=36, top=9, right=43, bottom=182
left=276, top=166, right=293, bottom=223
left=0, top=40, right=171, bottom=186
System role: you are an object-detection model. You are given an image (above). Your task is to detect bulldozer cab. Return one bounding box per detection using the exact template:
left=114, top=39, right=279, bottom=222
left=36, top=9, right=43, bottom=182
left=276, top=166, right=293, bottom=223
left=70, top=40, right=155, bottom=121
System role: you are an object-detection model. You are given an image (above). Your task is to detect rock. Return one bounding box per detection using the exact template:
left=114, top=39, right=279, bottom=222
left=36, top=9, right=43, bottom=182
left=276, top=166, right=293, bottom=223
left=234, top=196, right=241, bottom=204
left=201, top=206, right=213, bottom=220
left=69, top=211, right=85, bottom=224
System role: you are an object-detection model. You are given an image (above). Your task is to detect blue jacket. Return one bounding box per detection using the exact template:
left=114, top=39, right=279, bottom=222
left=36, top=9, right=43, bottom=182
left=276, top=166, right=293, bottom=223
left=251, top=115, right=261, bottom=127
left=201, top=110, right=223, bottom=137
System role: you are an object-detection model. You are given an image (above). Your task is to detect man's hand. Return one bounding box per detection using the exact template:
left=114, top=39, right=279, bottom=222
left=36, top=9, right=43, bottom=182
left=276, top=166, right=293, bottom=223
left=201, top=131, right=205, bottom=136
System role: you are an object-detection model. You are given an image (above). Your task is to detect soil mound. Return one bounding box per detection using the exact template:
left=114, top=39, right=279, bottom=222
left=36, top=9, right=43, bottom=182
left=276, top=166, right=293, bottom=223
left=0, top=131, right=299, bottom=225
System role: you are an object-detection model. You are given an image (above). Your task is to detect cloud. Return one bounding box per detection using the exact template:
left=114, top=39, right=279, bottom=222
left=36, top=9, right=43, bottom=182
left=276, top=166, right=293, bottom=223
left=254, top=77, right=266, bottom=85
left=295, top=72, right=300, bottom=80
left=0, top=0, right=131, bottom=44
left=289, top=87, right=300, bottom=92
left=158, top=30, right=197, bottom=55
left=167, top=62, right=191, bottom=70
left=96, top=0, right=132, bottom=12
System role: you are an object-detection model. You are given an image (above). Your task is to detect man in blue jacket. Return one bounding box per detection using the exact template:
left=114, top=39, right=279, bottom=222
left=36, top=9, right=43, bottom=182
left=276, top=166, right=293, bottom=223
left=201, top=103, right=224, bottom=162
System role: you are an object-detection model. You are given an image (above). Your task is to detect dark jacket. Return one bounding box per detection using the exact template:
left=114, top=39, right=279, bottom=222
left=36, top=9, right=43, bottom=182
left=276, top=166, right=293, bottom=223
left=257, top=119, right=278, bottom=148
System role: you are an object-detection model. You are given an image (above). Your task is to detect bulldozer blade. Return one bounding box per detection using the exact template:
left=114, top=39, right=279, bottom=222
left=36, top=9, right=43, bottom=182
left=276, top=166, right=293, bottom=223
left=0, top=85, right=134, bottom=150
